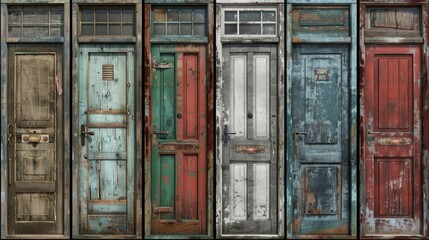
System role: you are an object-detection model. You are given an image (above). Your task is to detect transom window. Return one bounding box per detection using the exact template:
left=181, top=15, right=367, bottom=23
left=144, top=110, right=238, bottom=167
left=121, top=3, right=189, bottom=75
left=152, top=7, right=207, bottom=36
left=223, top=8, right=277, bottom=36
left=80, top=6, right=135, bottom=36
left=8, top=6, right=64, bottom=38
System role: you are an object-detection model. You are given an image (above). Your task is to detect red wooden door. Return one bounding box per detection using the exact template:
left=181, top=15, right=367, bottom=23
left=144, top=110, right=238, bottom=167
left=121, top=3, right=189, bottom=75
left=363, top=45, right=423, bottom=235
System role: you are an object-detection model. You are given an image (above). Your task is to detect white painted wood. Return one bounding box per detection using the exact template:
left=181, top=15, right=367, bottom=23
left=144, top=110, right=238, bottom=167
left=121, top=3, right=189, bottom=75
left=253, top=163, right=269, bottom=220
left=230, top=163, right=247, bottom=220
left=254, top=54, right=269, bottom=139
left=231, top=54, right=247, bottom=137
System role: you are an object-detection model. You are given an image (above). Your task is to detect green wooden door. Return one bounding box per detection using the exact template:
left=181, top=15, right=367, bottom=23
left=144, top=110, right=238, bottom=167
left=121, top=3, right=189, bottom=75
left=77, top=44, right=135, bottom=235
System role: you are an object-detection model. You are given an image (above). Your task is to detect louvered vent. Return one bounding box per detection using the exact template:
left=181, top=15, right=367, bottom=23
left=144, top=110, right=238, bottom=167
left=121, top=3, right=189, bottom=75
left=102, top=64, right=114, bottom=80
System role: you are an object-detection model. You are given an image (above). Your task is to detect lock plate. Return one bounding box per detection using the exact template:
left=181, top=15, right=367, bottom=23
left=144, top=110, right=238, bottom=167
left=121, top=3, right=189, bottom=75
left=22, top=134, right=49, bottom=143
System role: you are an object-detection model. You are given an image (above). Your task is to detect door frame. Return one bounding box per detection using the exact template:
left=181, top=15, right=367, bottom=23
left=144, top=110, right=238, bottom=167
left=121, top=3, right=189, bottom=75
left=71, top=1, right=142, bottom=238
left=359, top=1, right=429, bottom=238
left=286, top=0, right=358, bottom=238
left=215, top=1, right=285, bottom=238
left=144, top=1, right=214, bottom=238
left=1, top=1, right=70, bottom=238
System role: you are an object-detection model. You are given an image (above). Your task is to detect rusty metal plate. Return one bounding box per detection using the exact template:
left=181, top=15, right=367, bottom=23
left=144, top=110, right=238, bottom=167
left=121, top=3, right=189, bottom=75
left=377, top=137, right=412, bottom=145
left=304, top=167, right=339, bottom=215
left=234, top=145, right=265, bottom=154
left=158, top=143, right=199, bottom=151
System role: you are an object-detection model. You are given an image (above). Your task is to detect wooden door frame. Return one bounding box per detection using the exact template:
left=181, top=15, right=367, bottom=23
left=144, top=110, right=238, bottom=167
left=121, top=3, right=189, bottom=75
left=71, top=1, right=142, bottom=238
left=286, top=0, right=358, bottom=239
left=215, top=1, right=285, bottom=238
left=144, top=1, right=214, bottom=238
left=1, top=1, right=70, bottom=238
left=359, top=1, right=429, bottom=238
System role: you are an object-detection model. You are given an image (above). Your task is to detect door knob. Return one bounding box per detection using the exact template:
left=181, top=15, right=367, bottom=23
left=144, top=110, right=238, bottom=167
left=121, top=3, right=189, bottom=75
left=247, top=113, right=253, bottom=119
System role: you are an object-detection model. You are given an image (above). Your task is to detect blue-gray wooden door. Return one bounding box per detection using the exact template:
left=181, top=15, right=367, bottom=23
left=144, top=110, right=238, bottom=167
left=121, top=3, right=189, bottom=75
left=77, top=44, right=135, bottom=235
left=291, top=45, right=351, bottom=235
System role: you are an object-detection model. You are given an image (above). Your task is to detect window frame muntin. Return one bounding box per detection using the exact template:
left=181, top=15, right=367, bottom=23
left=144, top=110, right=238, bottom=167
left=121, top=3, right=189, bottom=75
left=222, top=6, right=278, bottom=38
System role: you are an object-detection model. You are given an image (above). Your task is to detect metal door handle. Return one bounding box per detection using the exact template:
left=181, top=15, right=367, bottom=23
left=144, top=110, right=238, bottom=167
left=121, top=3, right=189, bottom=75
left=80, top=124, right=94, bottom=146
left=223, top=125, right=235, bottom=146
left=368, top=130, right=381, bottom=134
left=225, top=132, right=236, bottom=135
left=154, top=130, right=169, bottom=135
left=295, top=131, right=308, bottom=135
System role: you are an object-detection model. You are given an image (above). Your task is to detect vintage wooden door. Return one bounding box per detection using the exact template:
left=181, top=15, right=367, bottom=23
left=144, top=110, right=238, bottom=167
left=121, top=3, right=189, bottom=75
left=362, top=45, right=423, bottom=235
left=77, top=44, right=135, bottom=234
left=220, top=44, right=278, bottom=234
left=150, top=45, right=207, bottom=234
left=7, top=45, right=63, bottom=234
left=290, top=45, right=351, bottom=235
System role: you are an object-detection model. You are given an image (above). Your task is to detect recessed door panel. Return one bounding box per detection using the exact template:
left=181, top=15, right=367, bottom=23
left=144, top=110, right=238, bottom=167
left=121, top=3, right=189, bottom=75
left=77, top=45, right=135, bottom=235
left=291, top=45, right=350, bottom=235
left=7, top=45, right=63, bottom=234
left=221, top=44, right=277, bottom=234
left=150, top=45, right=207, bottom=234
left=362, top=46, right=423, bottom=235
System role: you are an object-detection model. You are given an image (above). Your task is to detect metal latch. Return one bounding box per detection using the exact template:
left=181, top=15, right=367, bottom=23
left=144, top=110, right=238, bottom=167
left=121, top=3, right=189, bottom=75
left=152, top=56, right=172, bottom=69
left=22, top=134, right=49, bottom=143
left=80, top=124, right=95, bottom=146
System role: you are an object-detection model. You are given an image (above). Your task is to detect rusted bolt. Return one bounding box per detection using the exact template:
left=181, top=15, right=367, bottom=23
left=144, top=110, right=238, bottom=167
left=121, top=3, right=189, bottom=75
left=329, top=138, right=334, bottom=143
left=42, top=136, right=48, bottom=142
left=330, top=209, right=335, bottom=214
left=23, top=136, right=29, bottom=141
left=310, top=138, right=315, bottom=143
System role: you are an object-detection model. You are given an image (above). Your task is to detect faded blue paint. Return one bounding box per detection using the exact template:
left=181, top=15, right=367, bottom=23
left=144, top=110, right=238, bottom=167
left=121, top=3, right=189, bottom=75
left=286, top=1, right=357, bottom=238
left=78, top=44, right=135, bottom=235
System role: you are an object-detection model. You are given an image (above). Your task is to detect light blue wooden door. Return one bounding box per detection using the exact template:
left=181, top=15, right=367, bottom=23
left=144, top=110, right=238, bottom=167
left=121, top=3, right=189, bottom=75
left=77, top=44, right=135, bottom=235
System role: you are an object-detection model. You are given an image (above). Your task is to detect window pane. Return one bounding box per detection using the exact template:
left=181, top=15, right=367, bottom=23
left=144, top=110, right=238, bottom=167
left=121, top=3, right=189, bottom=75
left=35, top=26, right=48, bottom=36
left=193, top=23, right=205, bottom=35
left=35, top=7, right=49, bottom=24
left=193, top=9, right=205, bottom=23
left=8, top=10, right=21, bottom=24
left=262, top=11, right=276, bottom=22
left=109, top=9, right=121, bottom=22
left=96, top=24, right=107, bottom=35
left=122, top=24, right=133, bottom=35
left=8, top=26, right=21, bottom=37
left=167, top=23, right=179, bottom=35
left=239, top=11, right=261, bottom=22
left=154, top=23, right=166, bottom=35
left=167, top=9, right=179, bottom=22
left=51, top=8, right=64, bottom=24
left=154, top=8, right=166, bottom=22
left=263, top=24, right=275, bottom=34
left=81, top=24, right=94, bottom=35
left=23, top=7, right=35, bottom=23
left=50, top=26, right=62, bottom=36
left=23, top=26, right=35, bottom=37
left=225, top=11, right=237, bottom=22
left=95, top=10, right=107, bottom=22
left=180, top=9, right=192, bottom=22
left=225, top=24, right=237, bottom=34
left=81, top=9, right=93, bottom=22
left=122, top=9, right=134, bottom=22
left=239, top=24, right=261, bottom=34
left=180, top=23, right=192, bottom=35
left=109, top=24, right=121, bottom=35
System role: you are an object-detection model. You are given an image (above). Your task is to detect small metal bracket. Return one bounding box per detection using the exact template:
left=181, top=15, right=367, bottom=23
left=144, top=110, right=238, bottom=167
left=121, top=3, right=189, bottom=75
left=314, top=68, right=330, bottom=81
left=7, top=123, right=15, bottom=147
left=152, top=56, right=172, bottom=69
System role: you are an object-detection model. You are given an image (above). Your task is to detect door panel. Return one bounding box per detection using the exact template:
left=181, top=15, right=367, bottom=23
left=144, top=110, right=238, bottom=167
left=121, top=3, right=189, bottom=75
left=78, top=45, right=135, bottom=235
left=363, top=46, right=422, bottom=235
left=151, top=45, right=207, bottom=234
left=221, top=44, right=277, bottom=234
left=291, top=45, right=350, bottom=235
left=7, top=45, right=63, bottom=234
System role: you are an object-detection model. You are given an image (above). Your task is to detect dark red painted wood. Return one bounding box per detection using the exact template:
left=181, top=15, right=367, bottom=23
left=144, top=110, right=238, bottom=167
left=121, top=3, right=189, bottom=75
left=363, top=45, right=423, bottom=235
